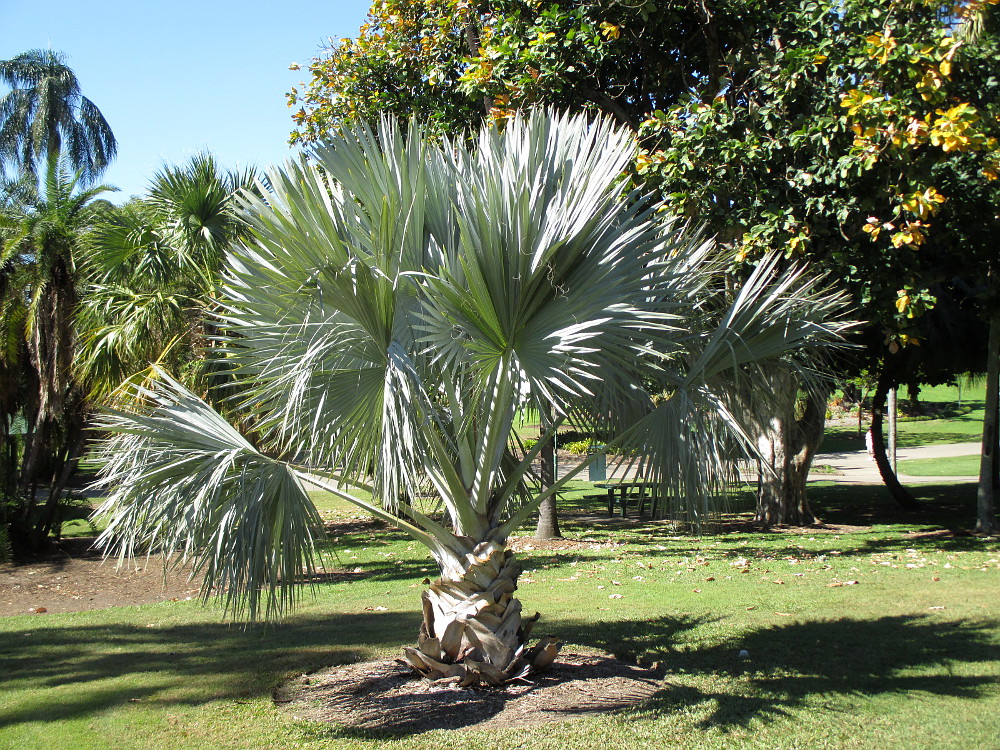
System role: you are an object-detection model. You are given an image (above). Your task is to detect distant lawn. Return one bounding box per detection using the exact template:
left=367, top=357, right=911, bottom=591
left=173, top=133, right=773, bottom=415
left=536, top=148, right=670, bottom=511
left=823, top=379, right=986, bottom=454
left=898, top=453, right=982, bottom=477
left=516, top=382, right=988, bottom=456
left=4, top=480, right=999, bottom=750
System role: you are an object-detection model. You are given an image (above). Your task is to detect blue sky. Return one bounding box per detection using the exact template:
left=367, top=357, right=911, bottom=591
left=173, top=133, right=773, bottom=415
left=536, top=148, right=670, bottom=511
left=5, top=0, right=373, bottom=200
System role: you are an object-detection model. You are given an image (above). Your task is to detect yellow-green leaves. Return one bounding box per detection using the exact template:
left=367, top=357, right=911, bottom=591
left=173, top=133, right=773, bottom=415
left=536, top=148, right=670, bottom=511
left=840, top=87, right=878, bottom=116
left=865, top=29, right=897, bottom=65
left=900, top=186, right=946, bottom=219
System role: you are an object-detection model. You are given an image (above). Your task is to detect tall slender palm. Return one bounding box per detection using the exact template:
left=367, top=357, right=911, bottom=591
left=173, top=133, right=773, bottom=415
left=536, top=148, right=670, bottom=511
left=0, top=157, right=113, bottom=545
left=94, top=111, right=851, bottom=686
left=78, top=154, right=257, bottom=398
left=0, top=49, right=116, bottom=183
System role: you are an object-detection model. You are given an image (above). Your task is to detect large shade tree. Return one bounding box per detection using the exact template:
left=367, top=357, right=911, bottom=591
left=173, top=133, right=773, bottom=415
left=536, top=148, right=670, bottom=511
left=289, top=0, right=1000, bottom=528
left=0, top=49, right=116, bottom=184
left=634, top=0, right=999, bottom=522
left=829, top=3, right=1000, bottom=531
left=95, top=111, right=850, bottom=686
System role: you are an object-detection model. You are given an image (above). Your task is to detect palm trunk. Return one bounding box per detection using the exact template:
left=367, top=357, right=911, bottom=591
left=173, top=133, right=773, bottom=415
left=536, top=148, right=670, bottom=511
left=21, top=266, right=78, bottom=547
left=976, top=309, right=999, bottom=534
left=535, top=403, right=561, bottom=539
left=403, top=540, right=559, bottom=686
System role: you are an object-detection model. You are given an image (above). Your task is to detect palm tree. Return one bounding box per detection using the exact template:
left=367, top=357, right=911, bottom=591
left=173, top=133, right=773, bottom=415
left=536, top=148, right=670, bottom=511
left=0, top=49, right=117, bottom=183
left=77, top=154, right=257, bottom=399
left=0, top=156, right=114, bottom=546
left=0, top=186, right=32, bottom=549
left=94, top=110, right=851, bottom=686
left=145, top=153, right=256, bottom=267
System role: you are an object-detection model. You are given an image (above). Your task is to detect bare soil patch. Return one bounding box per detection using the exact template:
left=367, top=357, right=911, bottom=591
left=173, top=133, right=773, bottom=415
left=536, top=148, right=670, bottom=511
left=0, top=537, right=203, bottom=617
left=275, top=650, right=663, bottom=735
left=702, top=518, right=873, bottom=535
left=904, top=528, right=975, bottom=541
left=508, top=535, right=624, bottom=552
left=0, top=516, right=629, bottom=619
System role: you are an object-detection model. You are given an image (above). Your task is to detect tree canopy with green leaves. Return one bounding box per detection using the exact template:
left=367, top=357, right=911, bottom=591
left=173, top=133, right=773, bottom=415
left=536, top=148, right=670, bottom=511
left=78, top=154, right=258, bottom=398
left=288, top=0, right=778, bottom=140
left=0, top=158, right=114, bottom=548
left=0, top=149, right=254, bottom=554
left=289, top=0, right=1000, bottom=528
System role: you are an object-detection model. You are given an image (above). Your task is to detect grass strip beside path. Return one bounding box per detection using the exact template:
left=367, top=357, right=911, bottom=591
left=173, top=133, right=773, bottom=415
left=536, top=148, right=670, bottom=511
left=898, top=454, right=981, bottom=477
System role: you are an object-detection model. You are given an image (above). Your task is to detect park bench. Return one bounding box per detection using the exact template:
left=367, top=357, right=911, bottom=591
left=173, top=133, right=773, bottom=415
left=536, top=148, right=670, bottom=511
left=593, top=480, right=656, bottom=518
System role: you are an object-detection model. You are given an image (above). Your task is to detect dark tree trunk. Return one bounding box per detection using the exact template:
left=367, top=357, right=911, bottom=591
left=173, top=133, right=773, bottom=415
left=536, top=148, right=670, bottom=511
left=871, top=363, right=920, bottom=511
left=461, top=9, right=492, bottom=116
left=535, top=405, right=561, bottom=540
left=35, top=423, right=88, bottom=544
left=976, top=308, right=999, bottom=534
left=754, top=372, right=827, bottom=527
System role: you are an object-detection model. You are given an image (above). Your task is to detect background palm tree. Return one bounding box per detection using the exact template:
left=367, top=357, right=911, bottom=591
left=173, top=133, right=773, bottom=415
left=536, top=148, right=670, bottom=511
left=78, top=154, right=257, bottom=398
left=0, top=193, right=31, bottom=555
left=0, top=156, right=114, bottom=548
left=0, top=49, right=117, bottom=184
left=94, top=111, right=851, bottom=686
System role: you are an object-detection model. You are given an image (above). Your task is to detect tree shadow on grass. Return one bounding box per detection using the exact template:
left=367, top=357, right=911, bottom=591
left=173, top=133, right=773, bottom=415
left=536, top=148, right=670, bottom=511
left=7, top=607, right=996, bottom=737
left=557, top=613, right=1000, bottom=730
left=551, top=481, right=988, bottom=546
left=810, top=482, right=992, bottom=534
left=0, top=610, right=419, bottom=728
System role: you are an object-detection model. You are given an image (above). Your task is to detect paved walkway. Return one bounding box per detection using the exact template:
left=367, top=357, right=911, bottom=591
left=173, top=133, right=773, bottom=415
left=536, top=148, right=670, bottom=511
left=808, top=440, right=981, bottom=484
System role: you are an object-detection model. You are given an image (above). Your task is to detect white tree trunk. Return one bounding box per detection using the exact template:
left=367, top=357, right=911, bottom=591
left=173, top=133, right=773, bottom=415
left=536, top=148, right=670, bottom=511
left=753, top=372, right=825, bottom=526
left=403, top=540, right=559, bottom=686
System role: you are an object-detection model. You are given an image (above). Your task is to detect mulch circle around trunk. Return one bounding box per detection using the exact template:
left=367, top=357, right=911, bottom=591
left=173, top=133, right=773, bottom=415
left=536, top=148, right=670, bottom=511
left=274, top=649, right=663, bottom=735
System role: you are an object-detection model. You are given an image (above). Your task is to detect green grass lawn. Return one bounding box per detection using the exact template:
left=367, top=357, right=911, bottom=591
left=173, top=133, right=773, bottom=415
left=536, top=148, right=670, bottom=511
left=4, top=481, right=999, bottom=750
left=823, top=380, right=986, bottom=454
left=898, top=454, right=982, bottom=477
left=519, top=381, right=986, bottom=455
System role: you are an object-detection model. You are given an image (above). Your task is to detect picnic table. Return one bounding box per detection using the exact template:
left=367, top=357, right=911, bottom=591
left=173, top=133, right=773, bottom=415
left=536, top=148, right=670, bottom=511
left=593, top=481, right=655, bottom=518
